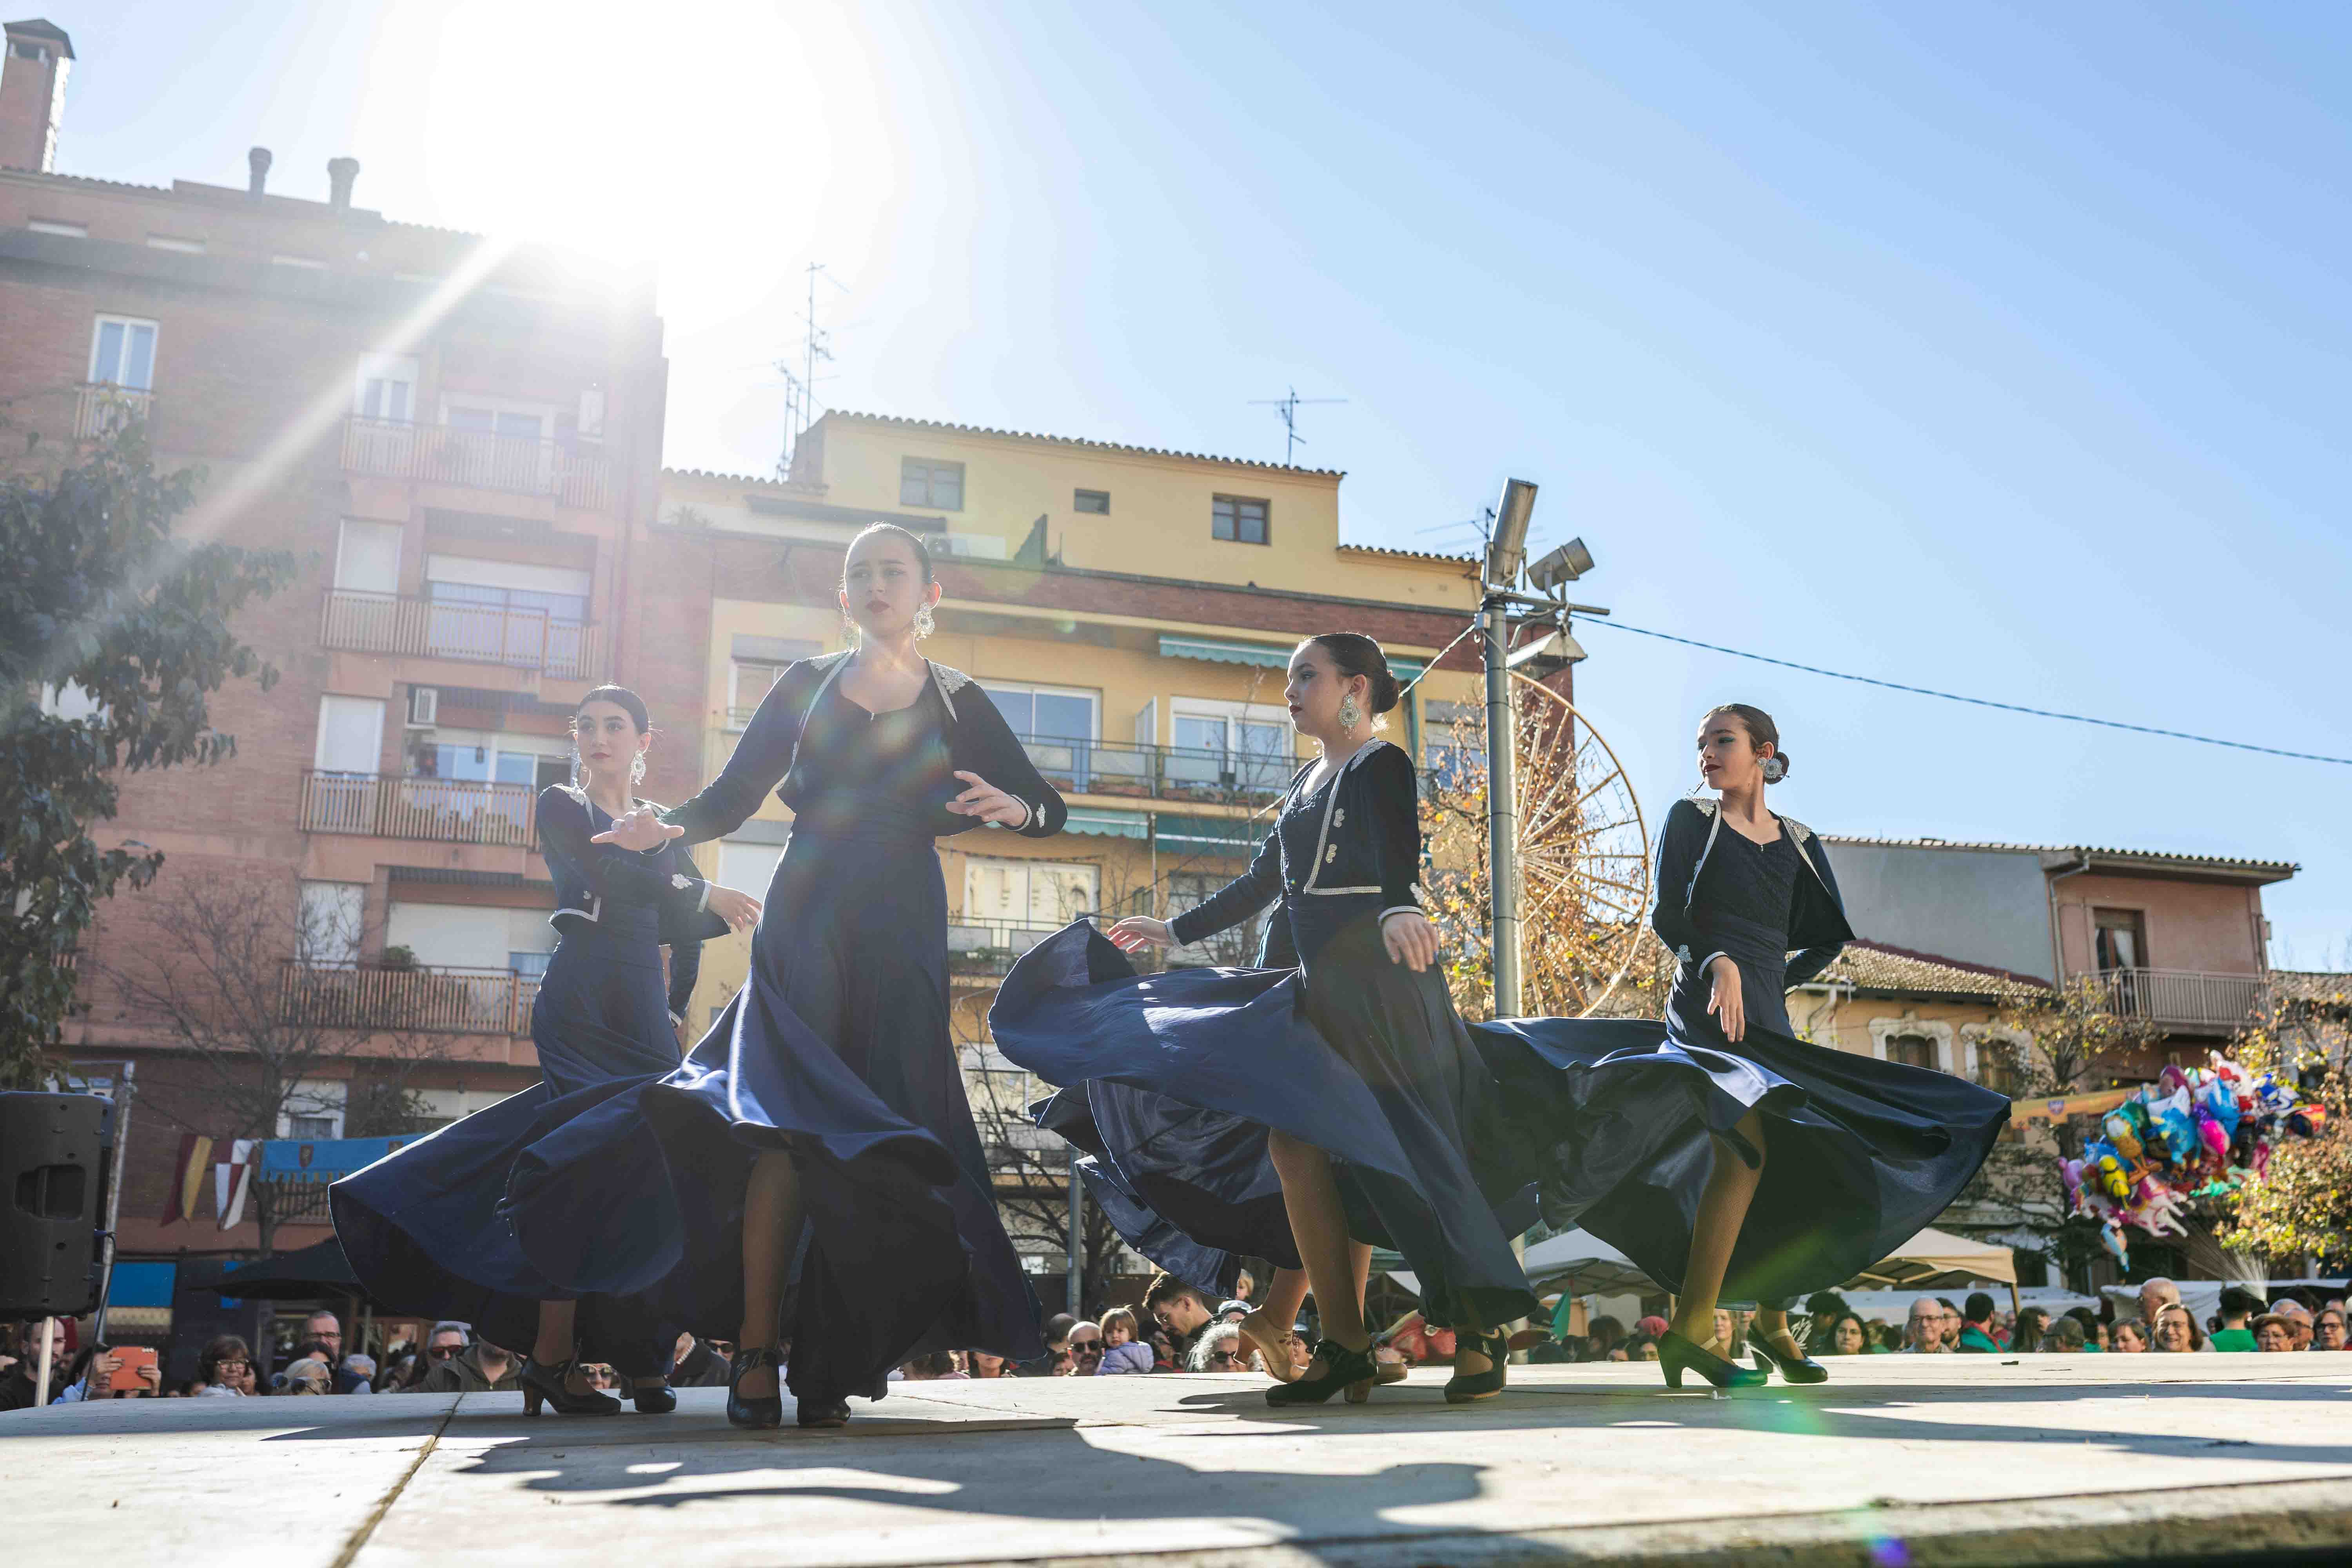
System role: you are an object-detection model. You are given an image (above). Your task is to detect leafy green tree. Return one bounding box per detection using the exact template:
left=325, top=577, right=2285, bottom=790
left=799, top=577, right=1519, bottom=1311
left=1, top=417, right=294, bottom=1082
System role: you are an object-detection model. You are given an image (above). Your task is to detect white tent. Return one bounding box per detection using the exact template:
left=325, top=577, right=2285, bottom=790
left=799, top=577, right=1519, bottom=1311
left=1841, top=1227, right=2017, bottom=1290
left=1518, top=1229, right=1657, bottom=1298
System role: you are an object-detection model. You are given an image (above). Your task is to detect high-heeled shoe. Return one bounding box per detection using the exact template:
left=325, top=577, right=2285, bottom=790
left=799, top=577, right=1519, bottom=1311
left=797, top=1397, right=851, bottom=1429
left=630, top=1379, right=677, bottom=1414
left=1748, top=1332, right=1828, bottom=1385
left=726, top=1346, right=783, bottom=1430
left=1657, top=1329, right=1769, bottom=1391
left=1445, top=1328, right=1511, bottom=1404
left=519, top=1356, right=621, bottom=1417
left=1267, top=1338, right=1377, bottom=1407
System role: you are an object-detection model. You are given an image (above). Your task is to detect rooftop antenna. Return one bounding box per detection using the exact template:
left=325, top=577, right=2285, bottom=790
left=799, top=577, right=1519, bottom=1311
left=776, top=261, right=848, bottom=479
left=1249, top=385, right=1346, bottom=465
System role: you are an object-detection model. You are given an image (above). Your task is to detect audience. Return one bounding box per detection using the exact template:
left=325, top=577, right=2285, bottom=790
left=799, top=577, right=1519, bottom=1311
left=194, top=1335, right=255, bottom=1397
left=2272, top=1299, right=2315, bottom=1350
left=1141, top=1276, right=1216, bottom=1368
left=1956, top=1293, right=2001, bottom=1352
left=2253, top=1313, right=2297, bottom=1353
left=1095, top=1308, right=1154, bottom=1376
left=2312, top=1307, right=2347, bottom=1352
left=1187, top=1322, right=1247, bottom=1373
left=2151, top=1302, right=2205, bottom=1353
left=1820, top=1312, right=1873, bottom=1356
left=2207, top=1287, right=2262, bottom=1351
left=1902, top=1298, right=1951, bottom=1353
left=417, top=1323, right=521, bottom=1392
left=2111, top=1318, right=2149, bottom=1353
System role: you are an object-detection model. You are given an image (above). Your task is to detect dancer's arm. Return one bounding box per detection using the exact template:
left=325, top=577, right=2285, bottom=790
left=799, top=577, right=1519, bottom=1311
left=660, top=663, right=815, bottom=846
left=1649, top=800, right=1726, bottom=974
left=950, top=684, right=1069, bottom=838
left=541, top=788, right=713, bottom=907
left=1364, top=745, right=1440, bottom=973
left=1165, top=828, right=1283, bottom=946
left=665, top=939, right=702, bottom=1030
left=1783, top=835, right=1847, bottom=989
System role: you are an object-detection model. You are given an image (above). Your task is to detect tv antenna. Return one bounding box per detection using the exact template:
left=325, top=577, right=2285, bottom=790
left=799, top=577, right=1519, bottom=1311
left=1249, top=386, right=1346, bottom=465
left=776, top=261, right=849, bottom=479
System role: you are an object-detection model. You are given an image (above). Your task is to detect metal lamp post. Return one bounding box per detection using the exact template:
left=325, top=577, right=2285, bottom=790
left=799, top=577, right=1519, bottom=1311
left=1482, top=479, right=1538, bottom=1019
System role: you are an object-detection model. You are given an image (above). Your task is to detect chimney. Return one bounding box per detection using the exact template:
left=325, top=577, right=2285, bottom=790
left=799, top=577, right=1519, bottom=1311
left=0, top=18, right=75, bottom=174
left=327, top=156, right=359, bottom=210
left=247, top=145, right=270, bottom=196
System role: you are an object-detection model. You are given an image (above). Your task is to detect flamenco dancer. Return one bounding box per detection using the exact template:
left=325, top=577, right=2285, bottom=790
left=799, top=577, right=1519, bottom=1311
left=993, top=633, right=1539, bottom=1406
left=508, top=522, right=1064, bottom=1430
left=1479, top=704, right=2010, bottom=1389
left=332, top=686, right=762, bottom=1416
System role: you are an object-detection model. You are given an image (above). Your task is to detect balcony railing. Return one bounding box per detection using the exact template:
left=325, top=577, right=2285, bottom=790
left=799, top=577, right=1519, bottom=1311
left=299, top=771, right=536, bottom=846
left=341, top=415, right=612, bottom=509
left=320, top=590, right=608, bottom=680
left=1010, top=734, right=1298, bottom=805
left=2092, top=967, right=2270, bottom=1034
left=280, top=961, right=538, bottom=1034
left=76, top=383, right=153, bottom=439
left=948, top=920, right=1065, bottom=977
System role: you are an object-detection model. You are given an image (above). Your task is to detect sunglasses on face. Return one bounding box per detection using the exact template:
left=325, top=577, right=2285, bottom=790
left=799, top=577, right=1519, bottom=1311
left=427, top=1345, right=462, bottom=1358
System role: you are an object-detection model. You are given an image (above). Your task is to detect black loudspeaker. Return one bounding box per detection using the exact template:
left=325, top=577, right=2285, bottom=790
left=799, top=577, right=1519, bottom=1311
left=0, top=1092, right=114, bottom=1318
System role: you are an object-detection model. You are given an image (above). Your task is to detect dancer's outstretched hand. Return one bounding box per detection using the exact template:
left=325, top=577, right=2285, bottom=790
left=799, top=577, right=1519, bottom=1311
left=707, top=886, right=762, bottom=932
left=1108, top=916, right=1174, bottom=953
left=947, top=771, right=1030, bottom=828
left=1707, top=954, right=1746, bottom=1042
left=1381, top=910, right=1441, bottom=973
left=592, top=806, right=684, bottom=851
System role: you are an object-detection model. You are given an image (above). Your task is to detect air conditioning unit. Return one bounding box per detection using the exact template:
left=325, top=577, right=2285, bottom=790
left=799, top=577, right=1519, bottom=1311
left=406, top=686, right=439, bottom=728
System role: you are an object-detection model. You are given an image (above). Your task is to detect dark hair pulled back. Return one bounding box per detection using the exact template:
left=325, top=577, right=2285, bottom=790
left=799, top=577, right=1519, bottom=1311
left=845, top=521, right=936, bottom=583
left=1705, top=702, right=1790, bottom=782
left=1306, top=632, right=1402, bottom=715
left=576, top=685, right=652, bottom=733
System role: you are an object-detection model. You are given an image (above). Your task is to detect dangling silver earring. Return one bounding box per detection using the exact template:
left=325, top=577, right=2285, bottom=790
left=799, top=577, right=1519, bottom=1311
left=913, top=602, right=936, bottom=639
left=1338, top=694, right=1361, bottom=731
left=630, top=753, right=647, bottom=788
left=569, top=748, right=582, bottom=791
left=841, top=614, right=860, bottom=647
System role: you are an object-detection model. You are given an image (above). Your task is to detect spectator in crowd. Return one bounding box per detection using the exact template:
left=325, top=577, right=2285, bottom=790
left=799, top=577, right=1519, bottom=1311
left=419, top=1324, right=521, bottom=1392
left=1187, top=1322, right=1247, bottom=1372
left=1, top=1319, right=75, bottom=1410
left=897, top=1351, right=965, bottom=1381
left=2012, top=1308, right=2051, bottom=1354
left=1586, top=1315, right=1627, bottom=1360
left=2137, top=1278, right=2181, bottom=1330
left=1069, top=1320, right=1105, bottom=1375
left=969, top=1351, right=1009, bottom=1378
left=669, top=1333, right=733, bottom=1388
left=2151, top=1303, right=2204, bottom=1353
left=2036, top=1318, right=2085, bottom=1353
left=1934, top=1299, right=1962, bottom=1350
left=1141, top=1276, right=1216, bottom=1366
left=194, top=1336, right=255, bottom=1397
left=2252, top=1313, right=2296, bottom=1353
left=2273, top=1299, right=2315, bottom=1350
left=299, top=1310, right=345, bottom=1372
left=279, top=1356, right=335, bottom=1395
left=1621, top=1334, right=1660, bottom=1362
left=339, top=1354, right=378, bottom=1394
left=1096, top=1308, right=1155, bottom=1376
left=2206, top=1287, right=2263, bottom=1352
left=1016, top=1314, right=1078, bottom=1377
left=2061, top=1307, right=2105, bottom=1352
left=377, top=1354, right=422, bottom=1392
left=1871, top=1323, right=1903, bottom=1352
left=2110, top=1318, right=2148, bottom=1353
left=1902, top=1298, right=1950, bottom=1353
left=2312, top=1307, right=2347, bottom=1352
left=1216, top=1300, right=1252, bottom=1325
left=1956, top=1294, right=2001, bottom=1353
left=1817, top=1312, right=1872, bottom=1356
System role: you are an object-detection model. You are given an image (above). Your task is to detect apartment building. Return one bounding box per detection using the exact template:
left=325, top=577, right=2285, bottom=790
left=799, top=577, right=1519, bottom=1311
left=4, top=18, right=664, bottom=1263
left=642, top=412, right=1492, bottom=1277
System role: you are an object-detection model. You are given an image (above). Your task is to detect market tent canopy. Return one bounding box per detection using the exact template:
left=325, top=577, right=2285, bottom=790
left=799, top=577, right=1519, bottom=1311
left=1842, top=1227, right=2017, bottom=1289
left=1518, top=1229, right=1657, bottom=1298
left=207, top=1237, right=363, bottom=1301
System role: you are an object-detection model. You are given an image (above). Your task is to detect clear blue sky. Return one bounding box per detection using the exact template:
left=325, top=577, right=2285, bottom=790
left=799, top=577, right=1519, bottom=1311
left=44, top=1, right=2352, bottom=965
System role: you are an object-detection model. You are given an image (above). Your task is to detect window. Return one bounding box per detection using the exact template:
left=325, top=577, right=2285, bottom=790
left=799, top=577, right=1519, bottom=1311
left=1166, top=871, right=1269, bottom=967
left=314, top=696, right=386, bottom=775
left=446, top=404, right=544, bottom=441
left=353, top=353, right=416, bottom=423
left=1884, top=1033, right=1938, bottom=1070
left=2093, top=908, right=2148, bottom=972
left=720, top=840, right=787, bottom=897
left=278, top=1080, right=347, bottom=1141
left=334, top=520, right=402, bottom=594
left=1073, top=489, right=1110, bottom=515
left=978, top=683, right=1098, bottom=743
left=900, top=458, right=964, bottom=510
left=1169, top=704, right=1292, bottom=798
left=299, top=883, right=366, bottom=966
left=423, top=555, right=590, bottom=669
left=89, top=315, right=158, bottom=390
left=39, top=682, right=102, bottom=724
left=1972, top=1038, right=2021, bottom=1096
left=728, top=661, right=787, bottom=729
left=406, top=727, right=570, bottom=791
left=1211, top=495, right=1269, bottom=545
left=961, top=858, right=1098, bottom=931
left=30, top=219, right=86, bottom=238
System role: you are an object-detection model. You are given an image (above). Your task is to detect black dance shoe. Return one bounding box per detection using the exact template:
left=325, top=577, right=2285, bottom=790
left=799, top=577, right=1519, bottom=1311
left=726, top=1346, right=784, bottom=1430
left=1657, top=1330, right=1769, bottom=1391
left=630, top=1379, right=677, bottom=1414
left=796, top=1397, right=851, bottom=1429
left=1748, top=1332, right=1829, bottom=1385
left=1444, top=1329, right=1511, bottom=1405
left=519, top=1356, right=622, bottom=1417
left=1267, top=1338, right=1378, bottom=1407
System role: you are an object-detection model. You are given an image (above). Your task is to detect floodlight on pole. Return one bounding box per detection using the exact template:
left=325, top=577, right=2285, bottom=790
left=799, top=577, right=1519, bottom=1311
left=1487, top=478, right=1538, bottom=586
left=1506, top=624, right=1588, bottom=669
left=1526, top=536, right=1595, bottom=595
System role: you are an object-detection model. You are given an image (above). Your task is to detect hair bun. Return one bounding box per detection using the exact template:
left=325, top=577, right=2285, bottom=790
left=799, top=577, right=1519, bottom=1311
left=1762, top=752, right=1791, bottom=784
left=1371, top=668, right=1401, bottom=715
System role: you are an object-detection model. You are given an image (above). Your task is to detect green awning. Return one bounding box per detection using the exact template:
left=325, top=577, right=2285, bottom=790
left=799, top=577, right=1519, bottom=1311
left=1156, top=633, right=1426, bottom=681
left=1154, top=814, right=1268, bottom=855
left=1064, top=807, right=1149, bottom=839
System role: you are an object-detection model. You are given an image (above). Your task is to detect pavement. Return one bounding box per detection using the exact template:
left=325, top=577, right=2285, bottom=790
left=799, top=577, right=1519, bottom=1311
left=9, top=1355, right=2352, bottom=1568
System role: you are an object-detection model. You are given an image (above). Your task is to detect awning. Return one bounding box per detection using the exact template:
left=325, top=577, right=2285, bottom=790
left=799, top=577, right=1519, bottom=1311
left=1841, top=1225, right=2018, bottom=1289
left=208, top=1237, right=363, bottom=1301
left=1157, top=634, right=1427, bottom=681
left=1154, top=814, right=1267, bottom=855
left=1064, top=807, right=1149, bottom=839
left=108, top=1260, right=179, bottom=1308
left=1519, top=1229, right=1658, bottom=1298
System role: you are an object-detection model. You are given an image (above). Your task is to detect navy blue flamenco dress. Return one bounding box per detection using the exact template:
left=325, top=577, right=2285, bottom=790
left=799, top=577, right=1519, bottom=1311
left=332, top=786, right=722, bottom=1377
left=994, top=739, right=1543, bottom=1332
left=505, top=653, right=1064, bottom=1405
left=1475, top=797, right=2012, bottom=1307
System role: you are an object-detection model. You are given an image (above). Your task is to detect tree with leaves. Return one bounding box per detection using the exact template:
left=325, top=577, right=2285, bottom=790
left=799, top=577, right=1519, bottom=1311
left=2219, top=977, right=2351, bottom=1270
left=1, top=416, right=292, bottom=1082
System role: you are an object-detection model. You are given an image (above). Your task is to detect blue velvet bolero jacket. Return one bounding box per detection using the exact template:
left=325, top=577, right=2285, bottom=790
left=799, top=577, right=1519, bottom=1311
left=1648, top=795, right=1854, bottom=990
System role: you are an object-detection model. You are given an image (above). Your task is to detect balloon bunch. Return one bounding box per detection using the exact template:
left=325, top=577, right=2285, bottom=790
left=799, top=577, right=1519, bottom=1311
left=2058, top=1056, right=2323, bottom=1267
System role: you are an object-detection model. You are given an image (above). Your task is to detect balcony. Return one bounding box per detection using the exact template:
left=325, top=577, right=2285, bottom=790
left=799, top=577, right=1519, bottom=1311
left=1011, top=734, right=1297, bottom=806
left=320, top=590, right=608, bottom=681
left=341, top=415, right=612, bottom=510
left=281, top=961, right=538, bottom=1035
left=75, top=383, right=153, bottom=439
left=2092, top=967, right=2270, bottom=1034
left=300, top=771, right=536, bottom=847
left=948, top=920, right=1063, bottom=978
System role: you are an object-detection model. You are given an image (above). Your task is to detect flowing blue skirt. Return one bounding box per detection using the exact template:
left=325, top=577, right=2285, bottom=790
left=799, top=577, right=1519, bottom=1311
left=330, top=924, right=684, bottom=1374
left=503, top=829, right=1044, bottom=1405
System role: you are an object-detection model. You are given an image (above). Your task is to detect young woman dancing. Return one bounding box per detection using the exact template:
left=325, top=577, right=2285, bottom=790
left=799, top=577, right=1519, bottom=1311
left=993, top=633, right=1539, bottom=1406
left=333, top=686, right=761, bottom=1416
left=507, top=523, right=1065, bottom=1430
left=1481, top=704, right=2011, bottom=1389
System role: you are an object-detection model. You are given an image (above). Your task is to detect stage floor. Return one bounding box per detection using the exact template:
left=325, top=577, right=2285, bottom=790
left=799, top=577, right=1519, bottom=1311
left=10, top=1355, right=2352, bottom=1568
